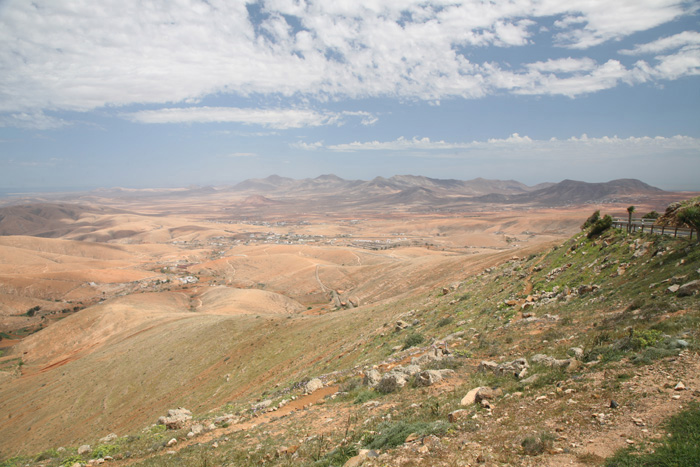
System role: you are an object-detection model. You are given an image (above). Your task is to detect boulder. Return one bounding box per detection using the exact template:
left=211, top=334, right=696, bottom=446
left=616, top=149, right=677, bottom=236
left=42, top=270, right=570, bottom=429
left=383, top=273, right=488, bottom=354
left=99, top=433, right=118, bottom=444
left=460, top=387, right=483, bottom=406
left=305, top=378, right=324, bottom=394
left=448, top=409, right=470, bottom=423
left=376, top=372, right=408, bottom=393
left=77, top=445, right=91, bottom=455
left=531, top=354, right=578, bottom=370
left=363, top=369, right=381, bottom=388
left=343, top=449, right=378, bottom=467
left=415, top=369, right=454, bottom=387
left=395, top=364, right=422, bottom=377
left=666, top=284, right=680, bottom=294
left=475, top=387, right=502, bottom=403
left=158, top=408, right=192, bottom=429
left=495, top=358, right=529, bottom=379
left=477, top=361, right=498, bottom=373
left=678, top=280, right=700, bottom=296
left=252, top=400, right=273, bottom=411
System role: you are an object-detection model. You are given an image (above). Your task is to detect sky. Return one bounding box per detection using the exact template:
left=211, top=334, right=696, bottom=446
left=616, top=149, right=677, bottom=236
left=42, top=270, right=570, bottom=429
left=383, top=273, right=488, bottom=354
left=1, top=0, right=699, bottom=192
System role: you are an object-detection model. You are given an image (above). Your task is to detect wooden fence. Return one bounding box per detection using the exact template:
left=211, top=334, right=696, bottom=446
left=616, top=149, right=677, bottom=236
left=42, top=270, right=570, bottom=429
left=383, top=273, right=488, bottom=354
left=612, top=218, right=695, bottom=240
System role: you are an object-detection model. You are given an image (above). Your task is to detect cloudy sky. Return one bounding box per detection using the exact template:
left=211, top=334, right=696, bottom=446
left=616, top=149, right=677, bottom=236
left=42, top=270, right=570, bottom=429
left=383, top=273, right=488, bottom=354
left=1, top=0, right=699, bottom=191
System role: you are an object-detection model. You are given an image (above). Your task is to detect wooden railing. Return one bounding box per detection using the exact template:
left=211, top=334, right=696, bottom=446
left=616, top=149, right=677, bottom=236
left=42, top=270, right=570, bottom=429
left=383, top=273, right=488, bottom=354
left=612, top=218, right=695, bottom=240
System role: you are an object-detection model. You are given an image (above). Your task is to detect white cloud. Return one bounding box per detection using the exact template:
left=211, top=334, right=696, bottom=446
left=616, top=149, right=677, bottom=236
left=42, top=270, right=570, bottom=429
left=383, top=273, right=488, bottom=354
left=305, top=134, right=700, bottom=159
left=0, top=111, right=67, bottom=130
left=291, top=141, right=324, bottom=150
left=0, top=0, right=697, bottom=122
left=620, top=31, right=700, bottom=55
left=126, top=107, right=340, bottom=129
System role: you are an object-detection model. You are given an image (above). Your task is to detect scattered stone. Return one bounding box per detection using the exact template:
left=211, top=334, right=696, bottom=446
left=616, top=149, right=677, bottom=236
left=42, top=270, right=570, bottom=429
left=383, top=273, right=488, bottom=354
left=305, top=378, right=324, bottom=394
left=363, top=369, right=381, bottom=388
left=610, top=400, right=619, bottom=409
left=495, top=358, right=529, bottom=379
left=396, top=364, right=422, bottom=377
left=666, top=284, right=680, bottom=294
left=405, top=433, right=420, bottom=443
left=78, top=445, right=91, bottom=455
left=213, top=414, right=236, bottom=425
left=568, top=347, right=584, bottom=359
left=376, top=372, right=408, bottom=393
left=678, top=280, right=700, bottom=296
left=461, top=387, right=483, bottom=406
left=252, top=400, right=273, bottom=411
left=344, top=449, right=378, bottom=467
left=477, top=361, right=498, bottom=373
left=166, top=438, right=177, bottom=447
left=674, top=382, right=686, bottom=391
left=99, top=433, right=118, bottom=444
left=448, top=409, right=470, bottom=423
left=158, top=408, right=192, bottom=429
left=475, top=387, right=503, bottom=403
left=415, top=369, right=455, bottom=387
left=395, top=320, right=410, bottom=331
left=632, top=417, right=645, bottom=427
left=520, top=374, right=541, bottom=386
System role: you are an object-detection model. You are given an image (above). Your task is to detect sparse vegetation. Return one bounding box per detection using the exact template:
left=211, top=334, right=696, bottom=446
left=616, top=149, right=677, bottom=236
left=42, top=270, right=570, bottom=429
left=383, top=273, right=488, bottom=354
left=606, top=402, right=700, bottom=466
left=402, top=332, right=425, bottom=349
left=587, top=214, right=613, bottom=238
left=521, top=432, right=554, bottom=456
left=581, top=210, right=601, bottom=230
left=364, top=420, right=450, bottom=450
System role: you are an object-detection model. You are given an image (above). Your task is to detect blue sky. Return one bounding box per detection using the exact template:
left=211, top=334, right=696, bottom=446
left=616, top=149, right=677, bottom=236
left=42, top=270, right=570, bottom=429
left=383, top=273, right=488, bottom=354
left=1, top=0, right=699, bottom=191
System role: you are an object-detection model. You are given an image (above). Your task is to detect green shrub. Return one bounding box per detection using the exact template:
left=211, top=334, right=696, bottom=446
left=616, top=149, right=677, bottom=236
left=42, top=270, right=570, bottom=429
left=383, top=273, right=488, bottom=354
left=437, top=316, right=454, bottom=327
left=364, top=420, right=449, bottom=450
left=606, top=402, right=700, bottom=466
left=521, top=432, right=554, bottom=456
left=149, top=424, right=167, bottom=434
left=581, top=210, right=601, bottom=230
left=92, top=444, right=119, bottom=458
left=353, top=389, right=378, bottom=405
left=34, top=448, right=59, bottom=461
left=587, top=215, right=613, bottom=239
left=402, top=332, right=425, bottom=349
left=61, top=455, right=83, bottom=467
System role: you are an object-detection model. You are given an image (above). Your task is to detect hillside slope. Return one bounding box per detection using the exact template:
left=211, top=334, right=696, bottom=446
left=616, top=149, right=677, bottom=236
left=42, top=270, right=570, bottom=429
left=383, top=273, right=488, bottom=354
left=1, top=219, right=698, bottom=466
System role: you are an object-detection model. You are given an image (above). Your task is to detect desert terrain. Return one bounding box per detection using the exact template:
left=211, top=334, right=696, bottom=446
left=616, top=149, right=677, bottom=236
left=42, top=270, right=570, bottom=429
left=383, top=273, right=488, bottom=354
left=0, top=175, right=698, bottom=465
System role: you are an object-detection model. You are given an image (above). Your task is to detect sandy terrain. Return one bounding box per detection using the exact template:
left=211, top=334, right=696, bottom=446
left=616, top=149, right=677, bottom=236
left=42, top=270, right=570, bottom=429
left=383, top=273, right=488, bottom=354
left=0, top=186, right=695, bottom=456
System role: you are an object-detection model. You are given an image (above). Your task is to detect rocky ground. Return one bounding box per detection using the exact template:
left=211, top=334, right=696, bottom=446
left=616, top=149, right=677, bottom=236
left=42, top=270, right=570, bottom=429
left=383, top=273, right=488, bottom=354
left=2, top=223, right=699, bottom=467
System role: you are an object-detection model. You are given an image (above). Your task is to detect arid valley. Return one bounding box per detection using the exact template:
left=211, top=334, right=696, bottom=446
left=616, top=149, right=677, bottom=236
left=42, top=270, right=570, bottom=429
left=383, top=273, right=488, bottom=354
left=0, top=175, right=698, bottom=467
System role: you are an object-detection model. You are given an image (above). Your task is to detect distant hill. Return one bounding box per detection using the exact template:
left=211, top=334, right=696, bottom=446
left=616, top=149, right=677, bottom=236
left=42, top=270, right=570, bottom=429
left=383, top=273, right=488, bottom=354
left=0, top=203, right=123, bottom=237
left=475, top=178, right=664, bottom=205
left=228, top=175, right=665, bottom=208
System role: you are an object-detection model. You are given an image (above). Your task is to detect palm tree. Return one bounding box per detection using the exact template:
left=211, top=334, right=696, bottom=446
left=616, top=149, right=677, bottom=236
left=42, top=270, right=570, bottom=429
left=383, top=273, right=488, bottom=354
left=627, top=206, right=635, bottom=233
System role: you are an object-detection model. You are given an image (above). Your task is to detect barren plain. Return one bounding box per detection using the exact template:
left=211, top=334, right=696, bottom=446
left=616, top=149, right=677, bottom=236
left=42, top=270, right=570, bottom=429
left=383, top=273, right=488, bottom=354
left=0, top=176, right=697, bottom=466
